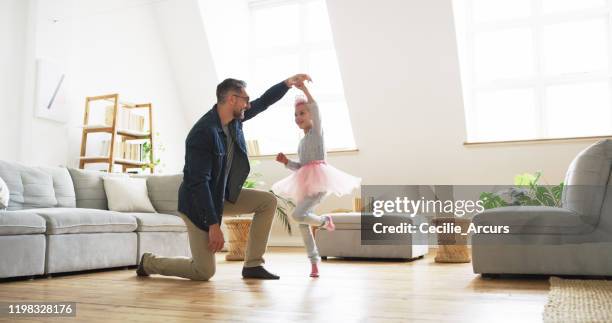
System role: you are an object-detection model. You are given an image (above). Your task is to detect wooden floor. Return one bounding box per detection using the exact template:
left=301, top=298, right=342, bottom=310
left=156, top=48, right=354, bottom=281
left=0, top=248, right=550, bottom=323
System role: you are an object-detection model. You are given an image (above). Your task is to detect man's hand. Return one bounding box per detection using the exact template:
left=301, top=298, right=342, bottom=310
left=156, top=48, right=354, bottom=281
left=276, top=153, right=289, bottom=165
left=285, top=74, right=312, bottom=88
left=208, top=224, right=224, bottom=253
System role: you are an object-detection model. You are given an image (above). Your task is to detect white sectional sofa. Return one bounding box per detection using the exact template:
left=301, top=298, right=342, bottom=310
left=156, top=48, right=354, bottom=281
left=0, top=160, right=190, bottom=279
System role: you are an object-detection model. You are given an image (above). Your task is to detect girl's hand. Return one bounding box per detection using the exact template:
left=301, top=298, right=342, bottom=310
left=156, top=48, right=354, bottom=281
left=295, top=82, right=314, bottom=102
left=276, top=153, right=289, bottom=165
left=285, top=74, right=312, bottom=87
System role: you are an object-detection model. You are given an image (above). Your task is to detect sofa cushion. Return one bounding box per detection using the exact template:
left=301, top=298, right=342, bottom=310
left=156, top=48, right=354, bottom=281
left=0, top=176, right=8, bottom=210
left=0, top=210, right=46, bottom=235
left=327, top=212, right=425, bottom=230
left=38, top=166, right=76, bottom=208
left=142, top=174, right=182, bottom=215
left=31, top=208, right=137, bottom=234
left=127, top=213, right=186, bottom=232
left=328, top=212, right=362, bottom=230
left=562, top=140, right=612, bottom=222
left=67, top=168, right=127, bottom=210
left=473, top=206, right=594, bottom=234
left=0, top=160, right=57, bottom=210
left=103, top=177, right=156, bottom=213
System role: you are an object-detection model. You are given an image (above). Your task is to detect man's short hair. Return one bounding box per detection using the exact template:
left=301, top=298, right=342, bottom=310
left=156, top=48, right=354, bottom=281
left=216, top=78, right=247, bottom=103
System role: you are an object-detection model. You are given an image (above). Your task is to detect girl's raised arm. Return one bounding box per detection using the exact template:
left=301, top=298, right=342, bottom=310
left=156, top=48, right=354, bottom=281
left=297, top=83, right=321, bottom=134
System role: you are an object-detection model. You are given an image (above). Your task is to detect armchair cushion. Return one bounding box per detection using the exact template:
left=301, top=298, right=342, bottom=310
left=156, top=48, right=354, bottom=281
left=473, top=206, right=595, bottom=235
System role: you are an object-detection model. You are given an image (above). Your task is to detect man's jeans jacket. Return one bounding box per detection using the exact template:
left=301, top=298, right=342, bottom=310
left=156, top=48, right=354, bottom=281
left=178, top=81, right=289, bottom=231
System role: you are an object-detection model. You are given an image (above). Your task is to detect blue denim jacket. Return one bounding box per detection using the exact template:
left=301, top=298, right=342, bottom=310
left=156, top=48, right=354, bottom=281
left=178, top=81, right=289, bottom=231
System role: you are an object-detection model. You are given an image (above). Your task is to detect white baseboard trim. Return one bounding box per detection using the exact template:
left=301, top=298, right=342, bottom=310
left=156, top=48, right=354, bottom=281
left=268, top=240, right=303, bottom=247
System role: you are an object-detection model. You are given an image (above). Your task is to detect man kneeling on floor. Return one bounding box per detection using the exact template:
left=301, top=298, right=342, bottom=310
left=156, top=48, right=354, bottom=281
left=136, top=74, right=312, bottom=280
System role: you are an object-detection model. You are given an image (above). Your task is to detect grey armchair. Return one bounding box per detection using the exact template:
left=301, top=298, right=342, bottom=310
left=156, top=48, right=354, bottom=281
left=472, top=139, right=612, bottom=276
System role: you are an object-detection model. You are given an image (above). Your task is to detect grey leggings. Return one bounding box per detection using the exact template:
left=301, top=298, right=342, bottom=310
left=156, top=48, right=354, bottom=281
left=292, top=192, right=327, bottom=264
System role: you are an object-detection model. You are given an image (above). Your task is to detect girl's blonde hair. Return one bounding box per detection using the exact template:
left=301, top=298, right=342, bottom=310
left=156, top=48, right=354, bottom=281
left=294, top=95, right=307, bottom=108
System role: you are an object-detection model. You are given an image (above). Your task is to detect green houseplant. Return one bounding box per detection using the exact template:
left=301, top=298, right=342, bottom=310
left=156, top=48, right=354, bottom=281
left=479, top=171, right=564, bottom=210
left=142, top=132, right=164, bottom=172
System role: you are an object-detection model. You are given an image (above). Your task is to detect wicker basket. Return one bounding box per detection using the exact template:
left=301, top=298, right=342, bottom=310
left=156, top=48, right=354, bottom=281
left=223, top=217, right=252, bottom=261
left=431, top=217, right=472, bottom=263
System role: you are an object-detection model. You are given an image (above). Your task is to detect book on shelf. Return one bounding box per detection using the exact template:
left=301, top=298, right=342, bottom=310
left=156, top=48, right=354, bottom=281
left=99, top=139, right=145, bottom=162
left=246, top=140, right=260, bottom=156
left=104, top=106, right=114, bottom=127
left=104, top=105, right=146, bottom=132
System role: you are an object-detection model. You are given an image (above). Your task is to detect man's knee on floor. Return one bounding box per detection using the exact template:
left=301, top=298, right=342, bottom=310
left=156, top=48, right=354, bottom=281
left=192, top=266, right=215, bottom=281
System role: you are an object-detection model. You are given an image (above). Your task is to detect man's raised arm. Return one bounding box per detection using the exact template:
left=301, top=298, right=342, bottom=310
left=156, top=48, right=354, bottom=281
left=243, top=74, right=312, bottom=121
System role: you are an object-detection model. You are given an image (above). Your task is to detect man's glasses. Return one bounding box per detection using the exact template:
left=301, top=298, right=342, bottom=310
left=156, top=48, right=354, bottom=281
left=232, top=94, right=250, bottom=102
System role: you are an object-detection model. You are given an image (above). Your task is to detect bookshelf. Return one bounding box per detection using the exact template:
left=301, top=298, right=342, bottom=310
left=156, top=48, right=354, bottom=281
left=79, top=94, right=155, bottom=173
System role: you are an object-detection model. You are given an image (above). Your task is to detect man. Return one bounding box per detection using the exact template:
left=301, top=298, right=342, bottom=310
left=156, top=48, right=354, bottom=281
left=136, top=74, right=311, bottom=280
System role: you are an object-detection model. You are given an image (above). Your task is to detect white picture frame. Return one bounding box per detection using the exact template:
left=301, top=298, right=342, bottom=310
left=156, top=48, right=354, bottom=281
left=35, top=58, right=69, bottom=123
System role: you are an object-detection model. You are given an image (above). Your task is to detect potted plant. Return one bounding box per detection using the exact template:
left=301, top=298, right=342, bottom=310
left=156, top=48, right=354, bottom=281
left=142, top=132, right=165, bottom=173
left=224, top=160, right=295, bottom=261
left=480, top=171, right=564, bottom=209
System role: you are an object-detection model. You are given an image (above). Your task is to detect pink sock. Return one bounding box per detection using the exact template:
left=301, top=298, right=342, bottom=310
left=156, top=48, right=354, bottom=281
left=323, top=216, right=335, bottom=231
left=310, top=263, right=319, bottom=278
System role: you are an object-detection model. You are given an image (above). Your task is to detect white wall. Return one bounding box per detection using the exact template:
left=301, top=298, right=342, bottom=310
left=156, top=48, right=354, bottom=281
left=153, top=0, right=219, bottom=126
left=198, top=0, right=250, bottom=81
left=325, top=0, right=592, bottom=185
left=0, top=0, right=28, bottom=161
left=255, top=0, right=597, bottom=245
left=0, top=0, right=601, bottom=246
left=8, top=0, right=189, bottom=172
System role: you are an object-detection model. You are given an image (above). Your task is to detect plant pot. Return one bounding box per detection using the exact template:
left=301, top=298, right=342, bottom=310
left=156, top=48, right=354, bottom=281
left=223, top=217, right=253, bottom=261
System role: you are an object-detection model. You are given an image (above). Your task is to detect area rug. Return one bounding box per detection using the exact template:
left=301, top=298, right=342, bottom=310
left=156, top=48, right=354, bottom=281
left=544, top=277, right=612, bottom=323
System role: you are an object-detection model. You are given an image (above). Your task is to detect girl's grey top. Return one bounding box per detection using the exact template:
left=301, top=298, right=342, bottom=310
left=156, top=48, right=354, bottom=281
left=286, top=101, right=326, bottom=171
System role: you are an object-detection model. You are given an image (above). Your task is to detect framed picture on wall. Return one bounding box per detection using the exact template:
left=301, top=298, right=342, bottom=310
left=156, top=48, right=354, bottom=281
left=35, top=58, right=69, bottom=123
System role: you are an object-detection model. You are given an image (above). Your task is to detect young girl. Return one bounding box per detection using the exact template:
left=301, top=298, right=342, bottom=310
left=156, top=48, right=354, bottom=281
left=272, top=82, right=361, bottom=277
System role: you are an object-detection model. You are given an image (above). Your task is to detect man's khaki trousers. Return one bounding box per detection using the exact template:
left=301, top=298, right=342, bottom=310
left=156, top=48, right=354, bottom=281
left=143, top=189, right=278, bottom=280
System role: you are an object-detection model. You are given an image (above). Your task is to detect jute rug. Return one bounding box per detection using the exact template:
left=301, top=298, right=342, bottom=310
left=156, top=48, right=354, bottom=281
left=544, top=277, right=612, bottom=323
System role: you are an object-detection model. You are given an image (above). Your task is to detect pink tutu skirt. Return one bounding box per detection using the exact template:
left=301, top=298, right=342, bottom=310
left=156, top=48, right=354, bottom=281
left=272, top=160, right=361, bottom=203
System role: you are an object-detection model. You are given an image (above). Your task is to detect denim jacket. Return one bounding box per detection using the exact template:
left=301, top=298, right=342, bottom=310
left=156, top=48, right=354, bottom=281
left=178, top=81, right=289, bottom=231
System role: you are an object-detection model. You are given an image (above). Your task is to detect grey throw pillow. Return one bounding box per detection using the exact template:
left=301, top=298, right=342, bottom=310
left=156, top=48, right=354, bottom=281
left=0, top=176, right=8, bottom=210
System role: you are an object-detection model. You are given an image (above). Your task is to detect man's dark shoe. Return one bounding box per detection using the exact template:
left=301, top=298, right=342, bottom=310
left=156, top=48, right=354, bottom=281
left=136, top=253, right=152, bottom=277
left=242, top=266, right=280, bottom=280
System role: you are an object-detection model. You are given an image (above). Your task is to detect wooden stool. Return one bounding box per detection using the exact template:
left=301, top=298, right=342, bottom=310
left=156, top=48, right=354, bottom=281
left=223, top=217, right=252, bottom=261
left=432, top=217, right=472, bottom=263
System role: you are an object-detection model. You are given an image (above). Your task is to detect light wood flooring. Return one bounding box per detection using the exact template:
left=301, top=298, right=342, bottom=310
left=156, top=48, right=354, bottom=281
left=0, top=248, right=550, bottom=323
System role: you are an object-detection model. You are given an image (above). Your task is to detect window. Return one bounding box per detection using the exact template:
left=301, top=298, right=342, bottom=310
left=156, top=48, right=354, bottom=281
left=245, top=0, right=356, bottom=155
left=453, top=0, right=612, bottom=142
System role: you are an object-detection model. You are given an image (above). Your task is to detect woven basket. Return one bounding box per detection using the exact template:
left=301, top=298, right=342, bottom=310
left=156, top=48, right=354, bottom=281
left=223, top=217, right=252, bottom=261
left=431, top=217, right=472, bottom=263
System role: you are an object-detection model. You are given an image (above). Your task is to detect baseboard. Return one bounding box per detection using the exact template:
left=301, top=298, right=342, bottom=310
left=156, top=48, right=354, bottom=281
left=268, top=240, right=303, bottom=247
